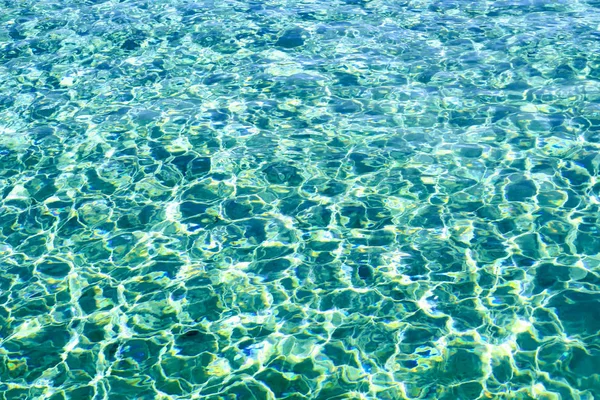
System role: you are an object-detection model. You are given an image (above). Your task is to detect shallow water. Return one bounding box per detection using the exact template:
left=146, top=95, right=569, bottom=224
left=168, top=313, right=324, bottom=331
left=1, top=0, right=600, bottom=399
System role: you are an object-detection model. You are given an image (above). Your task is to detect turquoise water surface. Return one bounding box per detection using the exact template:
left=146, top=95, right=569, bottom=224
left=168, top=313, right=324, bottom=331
left=1, top=0, right=600, bottom=399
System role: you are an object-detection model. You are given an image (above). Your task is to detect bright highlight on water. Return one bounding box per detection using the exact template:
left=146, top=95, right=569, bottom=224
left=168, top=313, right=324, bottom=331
left=1, top=0, right=600, bottom=399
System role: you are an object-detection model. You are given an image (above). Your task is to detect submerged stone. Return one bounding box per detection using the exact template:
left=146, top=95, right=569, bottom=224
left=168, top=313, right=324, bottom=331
left=275, top=28, right=306, bottom=48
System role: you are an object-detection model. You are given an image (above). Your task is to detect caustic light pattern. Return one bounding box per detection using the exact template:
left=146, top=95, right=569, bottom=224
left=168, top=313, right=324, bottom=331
left=1, top=0, right=600, bottom=399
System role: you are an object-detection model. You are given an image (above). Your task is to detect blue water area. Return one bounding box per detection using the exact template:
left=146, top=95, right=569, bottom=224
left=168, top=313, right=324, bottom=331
left=1, top=0, right=600, bottom=399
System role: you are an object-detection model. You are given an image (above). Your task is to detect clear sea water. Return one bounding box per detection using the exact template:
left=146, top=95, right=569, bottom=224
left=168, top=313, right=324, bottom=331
left=1, top=0, right=600, bottom=399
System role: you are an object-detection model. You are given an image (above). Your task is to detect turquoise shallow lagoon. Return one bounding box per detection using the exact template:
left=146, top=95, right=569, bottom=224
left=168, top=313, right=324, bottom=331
left=1, top=0, right=600, bottom=399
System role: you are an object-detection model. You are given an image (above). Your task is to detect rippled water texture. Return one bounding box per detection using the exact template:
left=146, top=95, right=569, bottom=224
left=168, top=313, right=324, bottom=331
left=2, top=0, right=600, bottom=399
